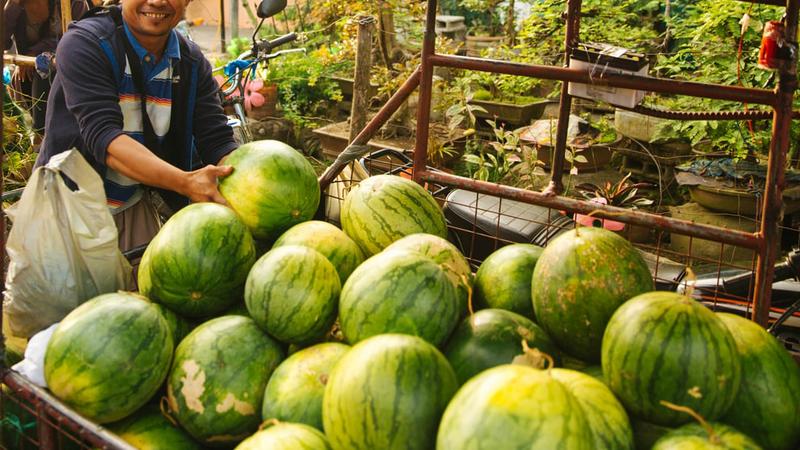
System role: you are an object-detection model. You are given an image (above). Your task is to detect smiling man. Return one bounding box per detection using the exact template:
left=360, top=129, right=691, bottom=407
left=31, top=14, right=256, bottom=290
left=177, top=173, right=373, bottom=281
left=36, top=0, right=237, bottom=252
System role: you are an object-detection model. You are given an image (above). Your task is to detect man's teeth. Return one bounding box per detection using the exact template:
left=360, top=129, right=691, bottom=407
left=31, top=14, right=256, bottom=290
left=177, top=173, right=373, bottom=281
left=143, top=12, right=168, bottom=18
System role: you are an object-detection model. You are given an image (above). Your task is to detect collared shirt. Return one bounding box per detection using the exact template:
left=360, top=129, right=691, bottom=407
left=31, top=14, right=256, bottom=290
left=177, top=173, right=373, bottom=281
left=105, top=25, right=181, bottom=213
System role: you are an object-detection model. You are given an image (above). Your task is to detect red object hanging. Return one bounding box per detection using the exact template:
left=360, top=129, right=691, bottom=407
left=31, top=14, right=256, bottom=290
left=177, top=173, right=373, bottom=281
left=758, top=20, right=785, bottom=70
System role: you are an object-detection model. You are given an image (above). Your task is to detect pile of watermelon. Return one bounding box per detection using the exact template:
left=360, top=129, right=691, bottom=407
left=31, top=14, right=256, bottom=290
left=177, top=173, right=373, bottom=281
left=38, top=141, right=800, bottom=449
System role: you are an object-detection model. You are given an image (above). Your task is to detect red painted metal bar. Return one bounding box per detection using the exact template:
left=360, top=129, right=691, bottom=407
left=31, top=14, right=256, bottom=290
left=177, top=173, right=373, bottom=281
left=629, top=104, right=800, bottom=121
left=428, top=54, right=778, bottom=106
left=317, top=67, right=421, bottom=190
left=752, top=0, right=800, bottom=326
left=419, top=169, right=762, bottom=250
left=546, top=0, right=583, bottom=195
left=412, top=0, right=438, bottom=184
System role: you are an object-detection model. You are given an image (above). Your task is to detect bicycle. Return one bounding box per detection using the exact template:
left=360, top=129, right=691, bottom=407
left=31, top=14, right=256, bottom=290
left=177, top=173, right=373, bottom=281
left=213, top=0, right=304, bottom=144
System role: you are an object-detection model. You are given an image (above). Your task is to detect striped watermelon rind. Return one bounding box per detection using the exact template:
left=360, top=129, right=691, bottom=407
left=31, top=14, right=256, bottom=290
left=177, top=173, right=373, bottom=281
left=273, top=221, right=366, bottom=284
left=44, top=292, right=173, bottom=424
left=532, top=227, right=653, bottom=362
left=323, top=334, right=457, bottom=450
left=652, top=422, right=763, bottom=450
left=219, top=140, right=320, bottom=241
left=341, top=175, right=447, bottom=256
left=474, top=243, right=542, bottom=318
left=601, top=291, right=742, bottom=427
left=718, top=313, right=800, bottom=450
left=235, top=422, right=331, bottom=450
left=167, top=315, right=284, bottom=446
left=245, top=246, right=341, bottom=344
left=107, top=404, right=201, bottom=450
left=261, top=342, right=350, bottom=430
left=339, top=250, right=460, bottom=347
left=138, top=202, right=256, bottom=318
left=436, top=364, right=594, bottom=449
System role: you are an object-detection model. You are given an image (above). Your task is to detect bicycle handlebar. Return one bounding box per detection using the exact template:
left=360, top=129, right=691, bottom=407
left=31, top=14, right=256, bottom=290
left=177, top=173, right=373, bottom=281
left=261, top=32, right=298, bottom=52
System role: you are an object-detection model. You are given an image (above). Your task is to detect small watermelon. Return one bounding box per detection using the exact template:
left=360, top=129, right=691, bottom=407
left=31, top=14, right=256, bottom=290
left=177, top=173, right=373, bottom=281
left=442, top=308, right=560, bottom=384
left=138, top=203, right=256, bottom=318
left=341, top=175, right=447, bottom=256
left=245, top=246, right=341, bottom=344
left=323, top=334, right=457, bottom=450
left=339, top=250, right=460, bottom=347
left=273, top=221, right=366, bottom=284
left=219, top=140, right=320, bottom=240
left=533, top=227, right=653, bottom=362
left=108, top=404, right=201, bottom=450
left=602, top=292, right=741, bottom=427
left=384, top=233, right=473, bottom=315
left=652, top=422, right=762, bottom=450
left=235, top=422, right=331, bottom=450
left=262, top=342, right=350, bottom=430
left=436, top=365, right=594, bottom=449
left=718, top=313, right=800, bottom=450
left=167, top=315, right=284, bottom=447
left=44, top=292, right=173, bottom=424
left=474, top=243, right=542, bottom=318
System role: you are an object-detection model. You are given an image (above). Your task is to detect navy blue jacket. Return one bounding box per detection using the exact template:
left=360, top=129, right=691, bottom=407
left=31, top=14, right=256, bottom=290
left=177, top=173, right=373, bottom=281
left=37, top=7, right=237, bottom=208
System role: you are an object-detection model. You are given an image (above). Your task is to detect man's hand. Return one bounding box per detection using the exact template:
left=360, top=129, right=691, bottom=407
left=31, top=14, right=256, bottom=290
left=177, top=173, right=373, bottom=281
left=181, top=164, right=234, bottom=205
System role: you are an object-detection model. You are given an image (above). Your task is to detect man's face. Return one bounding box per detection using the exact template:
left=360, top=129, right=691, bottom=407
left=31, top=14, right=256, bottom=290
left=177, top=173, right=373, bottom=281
left=122, top=0, right=187, bottom=41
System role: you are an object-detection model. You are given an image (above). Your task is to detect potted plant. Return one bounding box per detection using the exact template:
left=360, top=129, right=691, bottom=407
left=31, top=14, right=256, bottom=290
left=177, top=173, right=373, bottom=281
left=573, top=172, right=655, bottom=241
left=462, top=68, right=551, bottom=127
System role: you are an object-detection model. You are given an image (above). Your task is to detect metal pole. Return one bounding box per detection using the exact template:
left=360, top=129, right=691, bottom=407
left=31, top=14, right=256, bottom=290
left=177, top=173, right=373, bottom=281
left=752, top=0, right=800, bottom=326
left=230, top=0, right=239, bottom=40
left=412, top=0, right=438, bottom=184
left=219, top=0, right=227, bottom=53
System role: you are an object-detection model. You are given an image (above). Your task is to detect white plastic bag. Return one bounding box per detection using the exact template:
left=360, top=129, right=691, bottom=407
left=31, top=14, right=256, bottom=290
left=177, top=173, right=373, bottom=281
left=11, top=323, right=59, bottom=388
left=4, top=149, right=134, bottom=338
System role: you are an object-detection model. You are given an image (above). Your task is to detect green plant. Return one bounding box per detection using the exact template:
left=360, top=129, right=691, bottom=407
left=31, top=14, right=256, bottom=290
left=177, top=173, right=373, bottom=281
left=574, top=172, right=654, bottom=208
left=463, top=120, right=528, bottom=182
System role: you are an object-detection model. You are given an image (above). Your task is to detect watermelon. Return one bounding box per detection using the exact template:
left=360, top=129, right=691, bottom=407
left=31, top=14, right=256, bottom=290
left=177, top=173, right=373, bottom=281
left=166, top=315, right=284, bottom=447
left=151, top=303, right=193, bottom=347
left=442, top=308, right=561, bottom=384
left=219, top=140, right=320, bottom=241
left=341, top=175, right=447, bottom=256
left=532, top=227, right=653, bottom=362
left=245, top=246, right=341, bottom=344
left=652, top=422, right=762, bottom=450
left=718, top=313, right=800, bottom=450
left=138, top=203, right=257, bottom=318
left=261, top=342, right=350, bottom=430
left=384, top=233, right=473, bottom=315
left=273, top=220, right=366, bottom=284
left=602, top=291, right=742, bottom=427
left=235, top=423, right=331, bottom=450
left=44, top=292, right=173, bottom=424
left=339, top=250, right=460, bottom=346
left=474, top=243, right=542, bottom=318
left=108, top=404, right=201, bottom=450
left=323, top=334, right=457, bottom=450
left=550, top=368, right=634, bottom=449
left=436, top=364, right=594, bottom=449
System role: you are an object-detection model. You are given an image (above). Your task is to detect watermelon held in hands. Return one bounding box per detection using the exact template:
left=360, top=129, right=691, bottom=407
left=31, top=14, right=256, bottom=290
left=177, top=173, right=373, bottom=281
left=261, top=343, right=350, bottom=431
left=601, top=291, right=742, bottom=427
left=235, top=422, right=331, bottom=450
left=341, top=175, right=448, bottom=256
left=273, top=221, right=365, bottom=284
left=138, top=202, right=257, bottom=318
left=107, top=404, right=202, bottom=450
left=532, top=227, right=653, bottom=362
left=219, top=140, right=320, bottom=241
left=718, top=313, right=800, bottom=450
left=474, top=243, right=543, bottom=318
left=436, top=365, right=594, bottom=449
left=245, top=245, right=341, bottom=344
left=44, top=292, right=173, bottom=424
left=166, top=315, right=285, bottom=447
left=339, top=250, right=460, bottom=347
left=323, top=334, right=457, bottom=450
left=442, top=308, right=561, bottom=385
left=652, top=422, right=763, bottom=450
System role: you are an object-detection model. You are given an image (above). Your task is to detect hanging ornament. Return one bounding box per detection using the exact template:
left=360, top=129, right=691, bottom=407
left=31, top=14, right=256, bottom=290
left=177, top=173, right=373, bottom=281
left=758, top=20, right=785, bottom=70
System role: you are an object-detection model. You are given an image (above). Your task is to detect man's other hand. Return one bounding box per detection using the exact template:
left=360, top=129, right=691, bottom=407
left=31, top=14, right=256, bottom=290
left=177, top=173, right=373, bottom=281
left=182, top=164, right=234, bottom=205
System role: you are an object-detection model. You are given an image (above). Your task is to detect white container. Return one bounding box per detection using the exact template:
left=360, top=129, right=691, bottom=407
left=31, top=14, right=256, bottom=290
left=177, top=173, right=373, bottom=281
left=568, top=44, right=649, bottom=108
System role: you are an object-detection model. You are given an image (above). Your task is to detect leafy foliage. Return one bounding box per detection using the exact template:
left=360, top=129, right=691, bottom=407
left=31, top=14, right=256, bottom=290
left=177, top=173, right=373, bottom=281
left=575, top=172, right=654, bottom=208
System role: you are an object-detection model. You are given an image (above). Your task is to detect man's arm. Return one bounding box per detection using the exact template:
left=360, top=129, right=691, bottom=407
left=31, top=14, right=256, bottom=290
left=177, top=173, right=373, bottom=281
left=192, top=54, right=238, bottom=164
left=106, top=134, right=232, bottom=204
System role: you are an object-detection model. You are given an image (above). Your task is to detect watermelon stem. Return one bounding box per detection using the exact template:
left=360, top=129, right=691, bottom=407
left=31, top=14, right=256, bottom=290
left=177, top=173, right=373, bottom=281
left=259, top=418, right=281, bottom=431
left=682, top=267, right=697, bottom=298
left=465, top=274, right=475, bottom=317
left=659, top=400, right=720, bottom=444
left=159, top=396, right=179, bottom=428
left=513, top=340, right=555, bottom=371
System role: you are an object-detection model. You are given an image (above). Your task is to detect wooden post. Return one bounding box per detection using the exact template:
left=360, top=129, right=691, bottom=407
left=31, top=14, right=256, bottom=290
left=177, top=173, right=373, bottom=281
left=377, top=2, right=397, bottom=69
left=505, top=0, right=515, bottom=45
left=219, top=0, right=226, bottom=53
left=60, top=0, right=71, bottom=34
left=230, top=0, right=239, bottom=39
left=349, top=15, right=375, bottom=144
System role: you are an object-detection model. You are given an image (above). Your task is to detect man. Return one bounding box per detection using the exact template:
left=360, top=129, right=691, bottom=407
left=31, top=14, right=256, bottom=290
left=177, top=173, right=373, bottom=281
left=35, top=0, right=237, bottom=251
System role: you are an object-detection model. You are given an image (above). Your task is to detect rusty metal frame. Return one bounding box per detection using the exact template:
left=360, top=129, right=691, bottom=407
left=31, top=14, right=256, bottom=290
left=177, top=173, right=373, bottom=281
left=321, top=0, right=800, bottom=327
